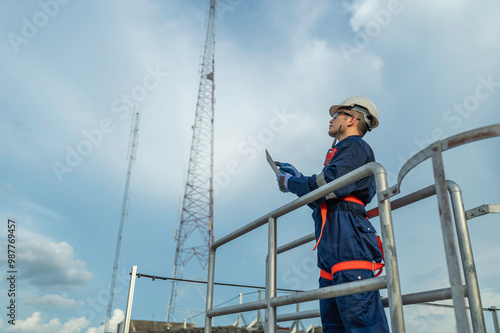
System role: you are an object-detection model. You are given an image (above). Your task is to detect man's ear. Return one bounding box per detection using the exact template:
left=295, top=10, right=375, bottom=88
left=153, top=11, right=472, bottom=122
left=347, top=116, right=357, bottom=127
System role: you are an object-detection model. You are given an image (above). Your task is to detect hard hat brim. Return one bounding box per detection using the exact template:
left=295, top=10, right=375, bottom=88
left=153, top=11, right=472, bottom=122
left=329, top=105, right=343, bottom=117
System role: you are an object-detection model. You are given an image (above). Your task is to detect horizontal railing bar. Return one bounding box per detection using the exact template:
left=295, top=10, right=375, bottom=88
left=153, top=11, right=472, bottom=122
left=206, top=299, right=267, bottom=318
left=367, top=184, right=437, bottom=219
left=276, top=287, right=466, bottom=323
left=209, top=276, right=387, bottom=319
left=389, top=123, right=500, bottom=196
left=465, top=204, right=500, bottom=220
left=270, top=276, right=387, bottom=307
left=212, top=162, right=385, bottom=250
left=277, top=233, right=315, bottom=254
left=276, top=184, right=438, bottom=255
left=277, top=309, right=320, bottom=322
left=382, top=286, right=467, bottom=307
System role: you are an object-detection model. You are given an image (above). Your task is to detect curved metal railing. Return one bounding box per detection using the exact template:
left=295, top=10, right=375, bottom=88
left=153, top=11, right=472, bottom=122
left=204, top=123, right=500, bottom=333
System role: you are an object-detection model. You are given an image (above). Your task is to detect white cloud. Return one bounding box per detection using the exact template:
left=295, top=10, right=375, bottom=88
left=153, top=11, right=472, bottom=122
left=11, top=312, right=89, bottom=333
left=16, top=237, right=93, bottom=288
left=404, top=304, right=456, bottom=333
left=25, top=294, right=80, bottom=308
left=347, top=0, right=378, bottom=31
left=290, top=39, right=340, bottom=94
left=85, top=309, right=124, bottom=333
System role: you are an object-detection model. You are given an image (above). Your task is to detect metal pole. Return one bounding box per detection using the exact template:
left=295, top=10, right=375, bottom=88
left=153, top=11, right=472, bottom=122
left=275, top=286, right=465, bottom=323
left=431, top=143, right=470, bottom=333
left=123, top=265, right=137, bottom=333
left=257, top=289, right=262, bottom=325
left=278, top=310, right=320, bottom=322
left=375, top=168, right=405, bottom=332
left=448, top=181, right=486, bottom=332
left=293, top=303, right=300, bottom=333
left=491, top=307, right=500, bottom=333
left=207, top=300, right=267, bottom=317
left=204, top=250, right=216, bottom=333
left=266, top=216, right=277, bottom=333
left=270, top=276, right=387, bottom=307
left=237, top=293, right=243, bottom=327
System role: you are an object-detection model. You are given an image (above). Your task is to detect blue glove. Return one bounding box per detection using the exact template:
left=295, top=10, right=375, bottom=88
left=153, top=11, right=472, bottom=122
left=275, top=162, right=302, bottom=177
left=276, top=172, right=292, bottom=193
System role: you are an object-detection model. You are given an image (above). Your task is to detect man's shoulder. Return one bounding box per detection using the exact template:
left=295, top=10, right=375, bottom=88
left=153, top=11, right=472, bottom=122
left=339, top=135, right=374, bottom=156
left=340, top=135, right=371, bottom=148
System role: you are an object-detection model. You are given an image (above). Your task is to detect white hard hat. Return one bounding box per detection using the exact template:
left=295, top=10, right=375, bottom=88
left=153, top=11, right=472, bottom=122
left=329, top=96, right=379, bottom=131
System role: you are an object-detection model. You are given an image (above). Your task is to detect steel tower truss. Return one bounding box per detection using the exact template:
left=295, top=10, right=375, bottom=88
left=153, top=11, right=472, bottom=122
left=105, top=110, right=141, bottom=333
left=167, top=0, right=216, bottom=323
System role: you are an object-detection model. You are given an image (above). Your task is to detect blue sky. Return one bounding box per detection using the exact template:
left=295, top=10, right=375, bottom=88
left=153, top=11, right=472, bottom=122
left=1, top=0, right=499, bottom=332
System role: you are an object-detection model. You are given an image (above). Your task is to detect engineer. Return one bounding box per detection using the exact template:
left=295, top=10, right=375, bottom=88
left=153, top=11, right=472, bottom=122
left=275, top=96, right=389, bottom=332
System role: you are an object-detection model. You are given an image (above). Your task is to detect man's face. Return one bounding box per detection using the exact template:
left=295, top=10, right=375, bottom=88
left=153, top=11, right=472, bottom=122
left=328, top=110, right=355, bottom=137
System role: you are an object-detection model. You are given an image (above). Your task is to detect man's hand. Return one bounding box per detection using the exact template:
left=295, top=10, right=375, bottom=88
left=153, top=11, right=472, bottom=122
left=275, top=162, right=302, bottom=177
left=276, top=172, right=292, bottom=193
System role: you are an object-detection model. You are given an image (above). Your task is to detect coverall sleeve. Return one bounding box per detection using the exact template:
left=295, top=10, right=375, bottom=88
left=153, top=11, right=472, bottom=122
left=287, top=141, right=370, bottom=205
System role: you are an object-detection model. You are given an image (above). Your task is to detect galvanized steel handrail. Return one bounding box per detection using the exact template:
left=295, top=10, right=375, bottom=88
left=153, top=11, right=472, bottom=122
left=206, top=276, right=387, bottom=319
left=269, top=276, right=387, bottom=307
left=466, top=204, right=500, bottom=220
left=387, top=123, right=500, bottom=197
left=210, top=162, right=382, bottom=250
left=276, top=286, right=468, bottom=323
left=381, top=124, right=499, bottom=332
left=274, top=181, right=487, bottom=332
left=448, top=181, right=485, bottom=332
left=205, top=125, right=498, bottom=333
left=274, top=183, right=439, bottom=256
left=204, top=162, right=405, bottom=333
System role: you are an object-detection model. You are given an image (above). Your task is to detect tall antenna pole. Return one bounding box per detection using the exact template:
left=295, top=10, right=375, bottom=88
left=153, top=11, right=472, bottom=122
left=167, top=0, right=216, bottom=323
left=105, top=110, right=141, bottom=333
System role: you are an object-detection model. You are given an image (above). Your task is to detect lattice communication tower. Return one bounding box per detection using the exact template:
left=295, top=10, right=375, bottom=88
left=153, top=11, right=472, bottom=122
left=105, top=110, right=141, bottom=333
left=166, top=0, right=216, bottom=323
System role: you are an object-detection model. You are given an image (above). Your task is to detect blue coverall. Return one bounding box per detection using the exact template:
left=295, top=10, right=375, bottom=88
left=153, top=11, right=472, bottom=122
left=287, top=135, right=389, bottom=333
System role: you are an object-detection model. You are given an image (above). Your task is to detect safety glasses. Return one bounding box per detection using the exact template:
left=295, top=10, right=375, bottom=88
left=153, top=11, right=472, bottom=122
left=333, top=110, right=359, bottom=120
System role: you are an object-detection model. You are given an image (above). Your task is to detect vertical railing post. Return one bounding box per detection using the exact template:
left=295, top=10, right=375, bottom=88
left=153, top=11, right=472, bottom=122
left=123, top=265, right=137, bottom=333
left=431, top=143, right=470, bottom=333
left=237, top=293, right=243, bottom=327
left=204, top=249, right=216, bottom=333
left=375, top=167, right=405, bottom=332
left=257, top=289, right=262, bottom=325
left=294, top=303, right=300, bottom=333
left=491, top=307, right=500, bottom=333
left=448, top=181, right=486, bottom=332
left=266, top=216, right=277, bottom=333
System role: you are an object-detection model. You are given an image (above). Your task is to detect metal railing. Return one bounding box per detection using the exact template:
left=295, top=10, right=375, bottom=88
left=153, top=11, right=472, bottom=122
left=204, top=124, right=500, bottom=333
left=204, top=161, right=404, bottom=333
left=270, top=180, right=491, bottom=332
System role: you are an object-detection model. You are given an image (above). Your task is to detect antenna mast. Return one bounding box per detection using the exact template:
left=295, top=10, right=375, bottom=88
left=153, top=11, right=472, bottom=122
left=105, top=110, right=141, bottom=332
left=167, top=0, right=216, bottom=323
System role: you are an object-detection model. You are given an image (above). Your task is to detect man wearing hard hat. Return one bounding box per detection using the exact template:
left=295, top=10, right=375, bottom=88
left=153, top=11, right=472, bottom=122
left=276, top=96, right=389, bottom=332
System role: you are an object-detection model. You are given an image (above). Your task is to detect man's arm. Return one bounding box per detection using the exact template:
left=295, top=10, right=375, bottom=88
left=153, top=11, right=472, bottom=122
left=287, top=141, right=369, bottom=202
